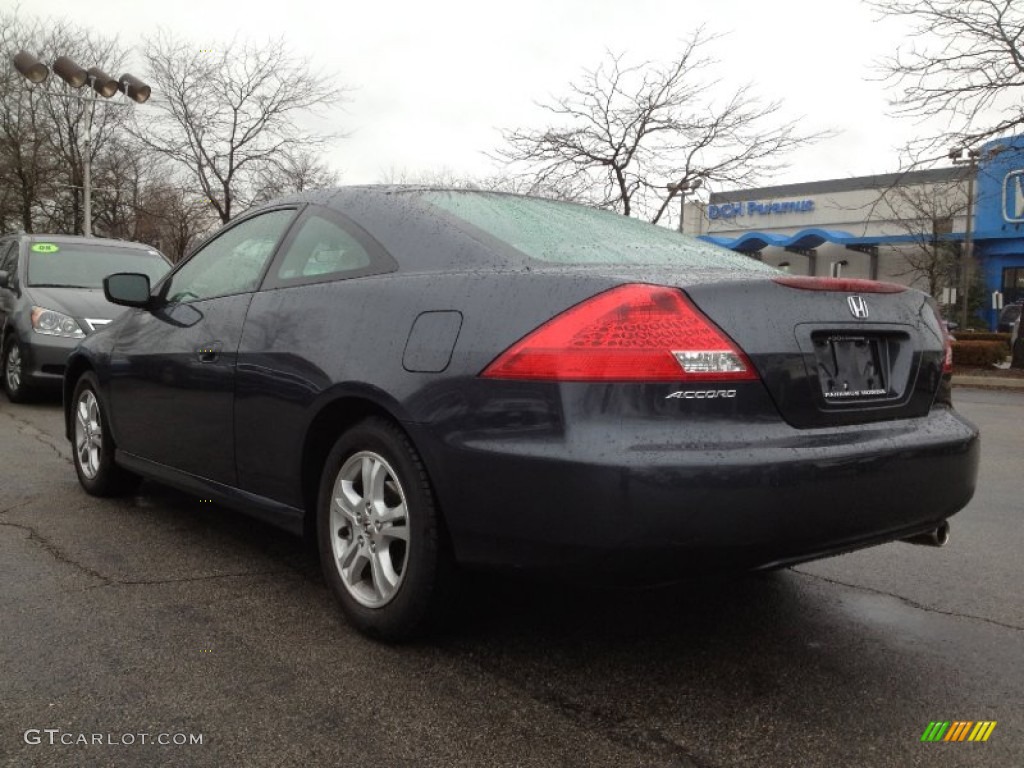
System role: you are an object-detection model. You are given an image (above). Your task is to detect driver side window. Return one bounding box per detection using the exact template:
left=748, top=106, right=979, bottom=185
left=165, top=210, right=295, bottom=303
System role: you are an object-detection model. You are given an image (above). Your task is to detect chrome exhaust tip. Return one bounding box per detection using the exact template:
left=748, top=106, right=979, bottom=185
left=902, top=521, right=950, bottom=548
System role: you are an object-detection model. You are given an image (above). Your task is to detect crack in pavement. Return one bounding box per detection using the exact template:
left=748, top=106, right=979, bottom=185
left=0, top=499, right=34, bottom=517
left=96, top=570, right=299, bottom=588
left=790, top=567, right=1024, bottom=632
left=0, top=520, right=295, bottom=590
left=439, top=647, right=709, bottom=768
left=0, top=409, right=73, bottom=465
left=0, top=520, right=111, bottom=585
left=512, top=683, right=708, bottom=768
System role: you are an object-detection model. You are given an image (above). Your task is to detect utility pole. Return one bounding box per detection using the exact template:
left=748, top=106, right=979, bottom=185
left=669, top=178, right=703, bottom=234
left=83, top=85, right=94, bottom=236
left=949, top=147, right=980, bottom=329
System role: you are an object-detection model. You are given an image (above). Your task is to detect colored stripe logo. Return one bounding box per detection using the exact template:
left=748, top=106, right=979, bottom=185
left=921, top=721, right=997, bottom=742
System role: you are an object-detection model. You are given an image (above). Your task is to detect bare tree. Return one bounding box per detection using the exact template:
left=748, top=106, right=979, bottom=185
left=90, top=145, right=147, bottom=240
left=131, top=180, right=216, bottom=261
left=870, top=0, right=1024, bottom=158
left=375, top=166, right=588, bottom=202
left=0, top=63, right=55, bottom=233
left=495, top=28, right=827, bottom=224
left=879, top=176, right=969, bottom=297
left=377, top=165, right=482, bottom=188
left=1, top=11, right=139, bottom=235
left=42, top=28, right=130, bottom=234
left=252, top=148, right=340, bottom=203
left=0, top=13, right=66, bottom=232
left=135, top=32, right=346, bottom=224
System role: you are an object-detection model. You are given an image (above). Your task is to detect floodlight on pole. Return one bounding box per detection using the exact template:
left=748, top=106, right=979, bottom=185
left=12, top=51, right=49, bottom=83
left=117, top=74, right=151, bottom=104
left=11, top=52, right=151, bottom=238
left=87, top=67, right=120, bottom=98
left=53, top=56, right=89, bottom=88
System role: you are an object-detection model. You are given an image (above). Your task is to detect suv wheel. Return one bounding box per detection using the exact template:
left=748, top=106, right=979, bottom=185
left=317, top=417, right=452, bottom=641
left=2, top=336, right=31, bottom=403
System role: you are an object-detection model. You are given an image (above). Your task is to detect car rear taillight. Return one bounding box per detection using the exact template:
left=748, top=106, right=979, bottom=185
left=772, top=276, right=908, bottom=293
left=929, top=305, right=954, bottom=374
left=480, top=284, right=758, bottom=382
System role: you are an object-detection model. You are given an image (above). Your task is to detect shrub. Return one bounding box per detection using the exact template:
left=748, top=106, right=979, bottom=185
left=952, top=340, right=1008, bottom=367
left=952, top=331, right=1011, bottom=348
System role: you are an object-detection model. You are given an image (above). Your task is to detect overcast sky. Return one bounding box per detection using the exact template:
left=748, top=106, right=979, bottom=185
left=22, top=0, right=927, bottom=195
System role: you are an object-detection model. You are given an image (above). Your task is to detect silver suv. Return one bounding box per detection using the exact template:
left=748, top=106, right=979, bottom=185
left=997, top=301, right=1022, bottom=333
left=0, top=234, right=169, bottom=401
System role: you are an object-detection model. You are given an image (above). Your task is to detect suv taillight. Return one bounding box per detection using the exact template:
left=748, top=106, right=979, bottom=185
left=480, top=284, right=757, bottom=382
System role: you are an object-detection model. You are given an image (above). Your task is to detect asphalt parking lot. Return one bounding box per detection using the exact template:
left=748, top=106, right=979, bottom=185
left=1, top=387, right=1021, bottom=767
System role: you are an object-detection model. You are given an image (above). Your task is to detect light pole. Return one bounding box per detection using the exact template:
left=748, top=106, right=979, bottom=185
left=12, top=51, right=150, bottom=237
left=669, top=178, right=703, bottom=234
left=949, top=146, right=980, bottom=329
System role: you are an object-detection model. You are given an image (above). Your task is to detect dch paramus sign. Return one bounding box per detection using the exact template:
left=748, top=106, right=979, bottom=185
left=708, top=199, right=815, bottom=220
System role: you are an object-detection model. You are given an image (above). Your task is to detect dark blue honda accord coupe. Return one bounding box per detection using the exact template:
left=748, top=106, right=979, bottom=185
left=63, top=187, right=979, bottom=639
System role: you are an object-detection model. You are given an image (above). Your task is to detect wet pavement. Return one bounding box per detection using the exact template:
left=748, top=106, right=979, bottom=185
left=1, top=388, right=1020, bottom=767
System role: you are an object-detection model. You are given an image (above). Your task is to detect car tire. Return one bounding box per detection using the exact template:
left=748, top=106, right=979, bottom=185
left=317, top=417, right=452, bottom=641
left=71, top=372, right=141, bottom=497
left=2, top=335, right=33, bottom=403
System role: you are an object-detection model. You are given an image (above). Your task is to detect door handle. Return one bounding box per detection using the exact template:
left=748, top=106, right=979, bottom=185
left=196, top=342, right=222, bottom=363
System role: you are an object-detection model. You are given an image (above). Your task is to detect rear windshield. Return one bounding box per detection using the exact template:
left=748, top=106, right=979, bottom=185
left=420, top=191, right=773, bottom=272
left=27, top=241, right=169, bottom=289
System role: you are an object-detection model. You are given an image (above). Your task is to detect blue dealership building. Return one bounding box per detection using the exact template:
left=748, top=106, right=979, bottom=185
left=685, top=135, right=1024, bottom=329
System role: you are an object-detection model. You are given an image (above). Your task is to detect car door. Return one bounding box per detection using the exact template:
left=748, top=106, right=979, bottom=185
left=107, top=208, right=299, bottom=484
left=234, top=205, right=398, bottom=504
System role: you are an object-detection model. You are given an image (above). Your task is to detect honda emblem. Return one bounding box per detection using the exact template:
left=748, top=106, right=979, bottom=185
left=847, top=295, right=869, bottom=319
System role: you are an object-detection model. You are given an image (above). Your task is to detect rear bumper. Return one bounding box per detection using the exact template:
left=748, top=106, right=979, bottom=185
left=411, top=406, right=980, bottom=575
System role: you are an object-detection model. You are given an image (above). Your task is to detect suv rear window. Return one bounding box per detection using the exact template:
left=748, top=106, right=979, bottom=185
left=420, top=191, right=773, bottom=272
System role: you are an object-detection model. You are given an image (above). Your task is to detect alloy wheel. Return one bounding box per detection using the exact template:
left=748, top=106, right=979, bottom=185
left=5, top=344, right=21, bottom=393
left=74, top=390, right=103, bottom=480
left=329, top=451, right=411, bottom=608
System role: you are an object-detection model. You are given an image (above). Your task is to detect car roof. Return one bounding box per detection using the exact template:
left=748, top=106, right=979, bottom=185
left=241, top=186, right=531, bottom=273
left=18, top=234, right=160, bottom=252
left=258, top=184, right=568, bottom=209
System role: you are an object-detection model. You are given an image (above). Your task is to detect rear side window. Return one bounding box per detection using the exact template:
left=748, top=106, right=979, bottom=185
left=262, top=206, right=395, bottom=289
left=420, top=191, right=774, bottom=272
left=276, top=212, right=371, bottom=279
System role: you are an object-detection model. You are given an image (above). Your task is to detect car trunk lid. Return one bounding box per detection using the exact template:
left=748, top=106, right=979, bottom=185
left=677, top=276, right=947, bottom=428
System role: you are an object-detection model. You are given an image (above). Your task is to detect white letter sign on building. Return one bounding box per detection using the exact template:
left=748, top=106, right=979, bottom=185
left=707, top=199, right=815, bottom=220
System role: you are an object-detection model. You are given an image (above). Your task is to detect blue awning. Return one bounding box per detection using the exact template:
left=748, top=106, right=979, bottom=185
left=699, top=228, right=967, bottom=252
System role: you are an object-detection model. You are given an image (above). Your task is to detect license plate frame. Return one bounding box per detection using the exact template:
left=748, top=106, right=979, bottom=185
left=812, top=334, right=889, bottom=401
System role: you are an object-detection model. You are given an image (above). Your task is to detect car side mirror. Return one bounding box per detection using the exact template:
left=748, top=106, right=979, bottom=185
left=0, top=270, right=9, bottom=288
left=104, top=272, right=152, bottom=308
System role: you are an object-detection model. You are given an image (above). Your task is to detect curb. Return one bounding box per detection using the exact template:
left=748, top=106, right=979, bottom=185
left=952, top=375, right=1024, bottom=390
